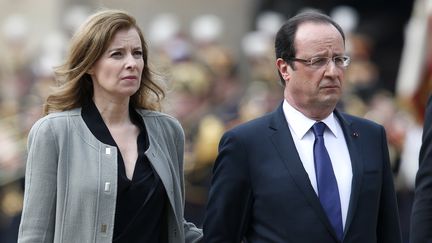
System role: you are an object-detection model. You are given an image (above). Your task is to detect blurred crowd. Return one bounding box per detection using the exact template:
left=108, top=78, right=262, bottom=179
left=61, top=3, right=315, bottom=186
left=0, top=0, right=428, bottom=242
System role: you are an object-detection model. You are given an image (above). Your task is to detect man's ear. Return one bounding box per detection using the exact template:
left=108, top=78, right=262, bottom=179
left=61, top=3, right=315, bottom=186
left=276, top=58, right=291, bottom=81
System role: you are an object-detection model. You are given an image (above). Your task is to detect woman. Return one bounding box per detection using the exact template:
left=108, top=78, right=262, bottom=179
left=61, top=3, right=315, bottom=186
left=18, top=9, right=202, bottom=242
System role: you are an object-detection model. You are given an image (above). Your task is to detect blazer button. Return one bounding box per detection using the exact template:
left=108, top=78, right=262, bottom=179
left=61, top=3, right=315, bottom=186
left=101, top=224, right=107, bottom=233
left=104, top=182, right=111, bottom=193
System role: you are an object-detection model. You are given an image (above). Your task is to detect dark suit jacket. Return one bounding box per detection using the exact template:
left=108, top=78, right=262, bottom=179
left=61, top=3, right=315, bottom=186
left=203, top=104, right=401, bottom=243
left=410, top=95, right=432, bottom=243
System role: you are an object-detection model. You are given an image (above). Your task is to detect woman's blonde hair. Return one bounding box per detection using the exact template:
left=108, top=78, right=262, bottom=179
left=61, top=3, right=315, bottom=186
left=44, top=9, right=164, bottom=115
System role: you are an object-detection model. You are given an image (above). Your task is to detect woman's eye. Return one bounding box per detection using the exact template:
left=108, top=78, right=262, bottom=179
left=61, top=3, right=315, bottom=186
left=111, top=52, right=122, bottom=58
left=133, top=51, right=143, bottom=58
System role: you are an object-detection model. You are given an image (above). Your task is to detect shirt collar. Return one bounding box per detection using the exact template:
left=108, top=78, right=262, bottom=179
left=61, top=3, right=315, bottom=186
left=282, top=99, right=339, bottom=139
left=81, top=98, right=147, bottom=146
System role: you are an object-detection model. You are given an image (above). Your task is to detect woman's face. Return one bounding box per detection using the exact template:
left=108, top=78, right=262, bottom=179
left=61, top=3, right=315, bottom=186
left=89, top=27, right=144, bottom=101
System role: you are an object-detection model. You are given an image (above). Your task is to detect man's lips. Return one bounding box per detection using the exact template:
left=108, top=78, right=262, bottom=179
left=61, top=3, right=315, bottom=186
left=321, top=85, right=340, bottom=89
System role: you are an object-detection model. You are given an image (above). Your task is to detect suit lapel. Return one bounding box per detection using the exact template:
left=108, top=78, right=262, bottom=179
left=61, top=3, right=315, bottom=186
left=269, top=104, right=339, bottom=240
left=334, top=111, right=364, bottom=237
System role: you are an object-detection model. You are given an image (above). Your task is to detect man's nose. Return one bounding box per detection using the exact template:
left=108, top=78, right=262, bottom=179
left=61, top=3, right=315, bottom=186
left=324, top=59, right=338, bottom=77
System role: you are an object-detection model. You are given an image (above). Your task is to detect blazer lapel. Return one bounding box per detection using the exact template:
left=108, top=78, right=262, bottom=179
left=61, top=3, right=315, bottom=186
left=145, top=136, right=178, bottom=220
left=269, top=104, right=339, bottom=240
left=334, top=111, right=364, bottom=237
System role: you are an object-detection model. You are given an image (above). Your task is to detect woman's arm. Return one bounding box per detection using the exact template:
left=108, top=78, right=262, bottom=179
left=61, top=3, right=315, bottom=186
left=18, top=118, right=58, bottom=243
left=173, top=118, right=203, bottom=243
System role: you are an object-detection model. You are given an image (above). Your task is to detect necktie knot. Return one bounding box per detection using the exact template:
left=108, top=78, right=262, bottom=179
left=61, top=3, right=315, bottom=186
left=312, top=122, right=326, bottom=137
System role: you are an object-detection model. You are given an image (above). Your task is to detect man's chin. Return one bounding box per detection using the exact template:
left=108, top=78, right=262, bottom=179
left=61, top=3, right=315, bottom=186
left=320, top=95, right=340, bottom=108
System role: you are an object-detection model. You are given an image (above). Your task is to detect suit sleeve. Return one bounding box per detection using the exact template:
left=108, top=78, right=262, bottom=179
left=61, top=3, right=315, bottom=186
left=203, top=130, right=252, bottom=243
left=18, top=118, right=58, bottom=243
left=410, top=95, right=432, bottom=243
left=377, top=126, right=403, bottom=243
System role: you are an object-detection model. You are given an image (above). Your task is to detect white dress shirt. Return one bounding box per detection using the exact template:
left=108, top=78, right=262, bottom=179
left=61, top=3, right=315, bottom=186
left=282, top=100, right=353, bottom=229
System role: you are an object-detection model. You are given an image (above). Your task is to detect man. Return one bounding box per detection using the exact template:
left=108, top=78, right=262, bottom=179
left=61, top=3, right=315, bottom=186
left=203, top=11, right=402, bottom=243
left=410, top=95, right=432, bottom=243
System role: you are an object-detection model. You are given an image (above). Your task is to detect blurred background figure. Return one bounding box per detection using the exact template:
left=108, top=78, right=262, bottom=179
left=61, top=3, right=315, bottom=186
left=0, top=0, right=422, bottom=242
left=395, top=1, right=432, bottom=242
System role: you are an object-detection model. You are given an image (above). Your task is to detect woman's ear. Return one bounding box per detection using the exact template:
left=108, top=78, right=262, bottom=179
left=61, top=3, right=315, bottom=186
left=276, top=58, right=291, bottom=81
left=87, top=67, right=94, bottom=75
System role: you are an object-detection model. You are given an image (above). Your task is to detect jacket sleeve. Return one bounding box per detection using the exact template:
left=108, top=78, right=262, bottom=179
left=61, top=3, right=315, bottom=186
left=203, top=130, right=252, bottom=242
left=172, top=119, right=203, bottom=243
left=183, top=219, right=203, bottom=243
left=377, top=126, right=403, bottom=243
left=18, top=118, right=58, bottom=243
left=410, top=95, right=432, bottom=243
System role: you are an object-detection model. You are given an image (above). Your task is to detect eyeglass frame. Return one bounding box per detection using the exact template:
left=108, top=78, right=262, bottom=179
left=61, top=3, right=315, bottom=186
left=287, top=55, right=351, bottom=69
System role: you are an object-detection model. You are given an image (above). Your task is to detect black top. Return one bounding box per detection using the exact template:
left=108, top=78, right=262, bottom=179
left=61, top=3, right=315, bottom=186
left=81, top=99, right=168, bottom=243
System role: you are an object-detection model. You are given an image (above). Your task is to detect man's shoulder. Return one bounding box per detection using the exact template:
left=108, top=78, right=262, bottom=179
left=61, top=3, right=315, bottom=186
left=338, top=110, right=384, bottom=131
left=227, top=112, right=274, bottom=135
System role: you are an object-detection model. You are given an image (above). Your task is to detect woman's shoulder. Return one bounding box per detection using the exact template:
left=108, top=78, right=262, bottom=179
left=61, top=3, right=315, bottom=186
left=136, top=109, right=184, bottom=140
left=137, top=109, right=176, bottom=119
left=30, top=108, right=81, bottom=132
left=137, top=109, right=181, bottom=127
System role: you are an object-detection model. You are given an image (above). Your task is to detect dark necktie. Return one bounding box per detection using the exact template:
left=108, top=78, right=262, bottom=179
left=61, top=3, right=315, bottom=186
left=312, top=122, right=343, bottom=241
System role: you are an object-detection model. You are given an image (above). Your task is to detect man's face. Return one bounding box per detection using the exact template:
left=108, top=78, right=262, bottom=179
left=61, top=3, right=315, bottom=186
left=277, top=22, right=346, bottom=118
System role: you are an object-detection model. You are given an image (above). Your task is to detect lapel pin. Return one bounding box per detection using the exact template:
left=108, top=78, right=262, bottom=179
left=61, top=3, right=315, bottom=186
left=352, top=132, right=359, bottom=137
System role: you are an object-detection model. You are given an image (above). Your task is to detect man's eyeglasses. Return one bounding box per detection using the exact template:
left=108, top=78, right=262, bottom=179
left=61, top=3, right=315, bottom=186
left=288, top=56, right=351, bottom=69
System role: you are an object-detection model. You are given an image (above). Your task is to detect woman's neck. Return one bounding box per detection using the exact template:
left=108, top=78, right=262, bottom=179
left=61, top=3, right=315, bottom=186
left=93, top=96, right=131, bottom=126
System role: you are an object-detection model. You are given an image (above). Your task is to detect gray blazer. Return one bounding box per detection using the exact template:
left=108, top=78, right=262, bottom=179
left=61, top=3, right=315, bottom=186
left=18, top=108, right=203, bottom=243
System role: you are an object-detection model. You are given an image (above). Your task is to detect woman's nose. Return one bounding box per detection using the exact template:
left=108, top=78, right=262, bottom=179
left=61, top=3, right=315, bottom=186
left=125, top=54, right=138, bottom=69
